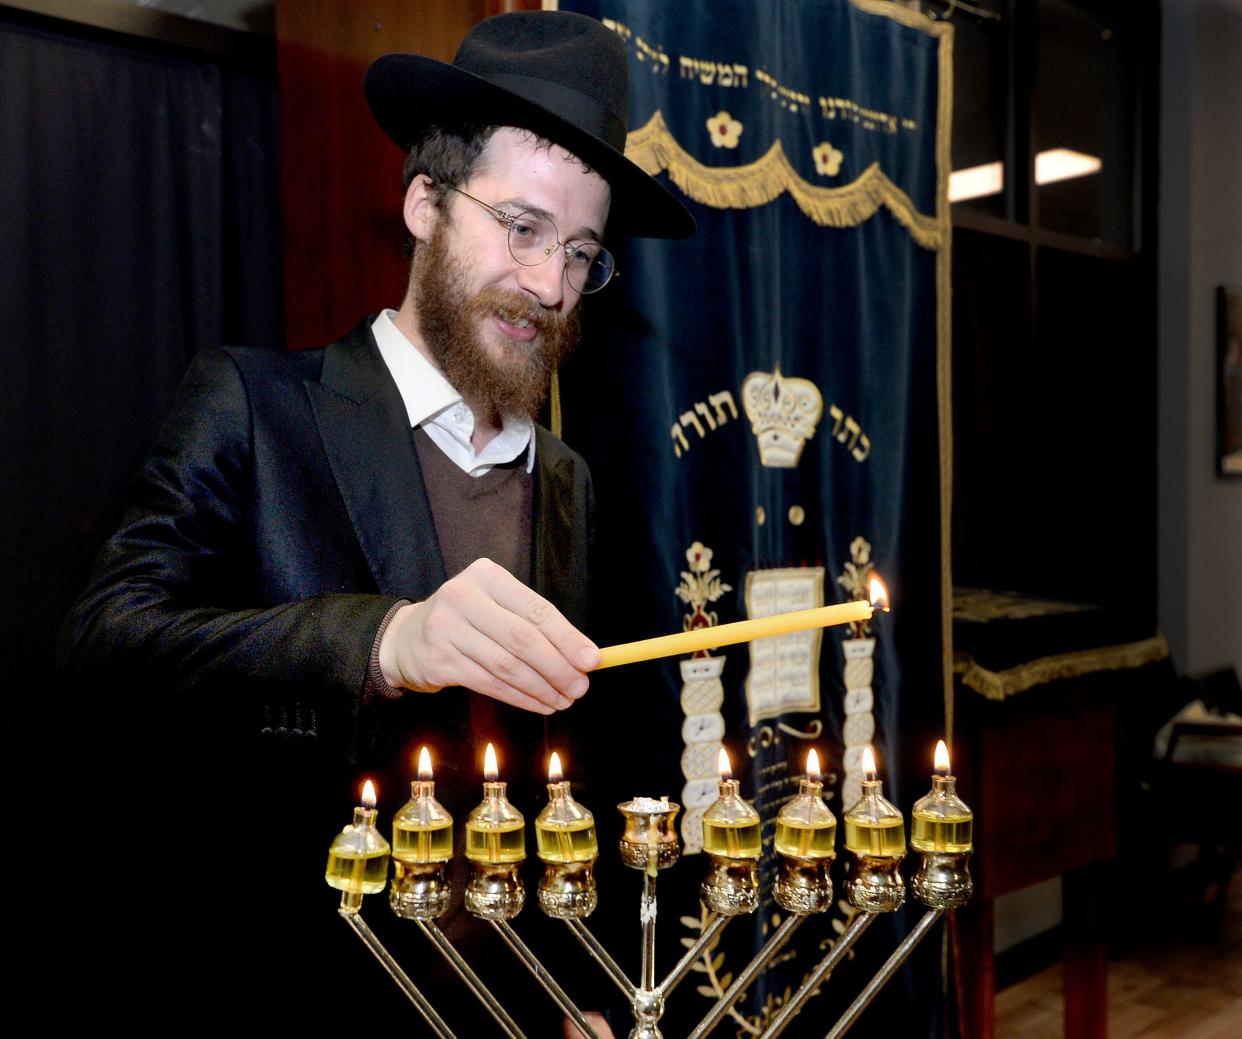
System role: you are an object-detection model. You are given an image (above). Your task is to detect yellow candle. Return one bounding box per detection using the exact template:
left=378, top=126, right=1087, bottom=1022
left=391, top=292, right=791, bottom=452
left=595, top=599, right=873, bottom=670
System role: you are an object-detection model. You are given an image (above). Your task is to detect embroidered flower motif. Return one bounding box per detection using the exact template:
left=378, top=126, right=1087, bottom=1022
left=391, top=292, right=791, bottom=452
left=676, top=542, right=732, bottom=635
left=686, top=541, right=713, bottom=573
left=813, top=141, right=844, bottom=176
left=838, top=536, right=877, bottom=637
left=707, top=111, right=743, bottom=149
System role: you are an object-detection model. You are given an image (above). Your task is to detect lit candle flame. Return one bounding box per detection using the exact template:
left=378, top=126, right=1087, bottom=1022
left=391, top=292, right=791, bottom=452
left=361, top=778, right=377, bottom=809
left=807, top=748, right=821, bottom=782
left=483, top=742, right=498, bottom=781
left=717, top=747, right=732, bottom=780
left=417, top=746, right=433, bottom=781
left=548, top=751, right=563, bottom=783
left=869, top=576, right=889, bottom=611
left=862, top=746, right=877, bottom=782
left=934, top=739, right=951, bottom=776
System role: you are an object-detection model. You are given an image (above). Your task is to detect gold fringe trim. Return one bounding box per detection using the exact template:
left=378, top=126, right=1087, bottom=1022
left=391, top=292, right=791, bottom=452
left=933, top=15, right=955, bottom=742
left=626, top=112, right=942, bottom=250
left=549, top=368, right=562, bottom=439
left=954, top=634, right=1171, bottom=702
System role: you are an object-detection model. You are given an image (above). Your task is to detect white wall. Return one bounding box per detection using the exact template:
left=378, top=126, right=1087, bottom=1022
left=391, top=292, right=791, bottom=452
left=1158, top=0, right=1242, bottom=676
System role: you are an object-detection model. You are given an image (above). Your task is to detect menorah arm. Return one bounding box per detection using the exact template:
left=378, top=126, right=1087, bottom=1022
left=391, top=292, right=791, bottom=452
left=640, top=872, right=658, bottom=991
left=684, top=913, right=805, bottom=1039
left=489, top=920, right=604, bottom=1039
left=339, top=910, right=459, bottom=1039
left=657, top=912, right=730, bottom=998
left=416, top=919, right=529, bottom=1039
left=758, top=911, right=877, bottom=1039
left=822, top=909, right=944, bottom=1039
left=564, top=918, right=637, bottom=1000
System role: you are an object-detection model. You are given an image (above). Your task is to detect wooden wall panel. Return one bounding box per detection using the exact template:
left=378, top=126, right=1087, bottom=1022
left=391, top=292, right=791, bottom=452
left=275, top=0, right=488, bottom=348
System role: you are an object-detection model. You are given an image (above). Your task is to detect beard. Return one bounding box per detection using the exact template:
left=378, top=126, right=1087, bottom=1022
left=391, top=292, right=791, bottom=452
left=412, top=221, right=582, bottom=422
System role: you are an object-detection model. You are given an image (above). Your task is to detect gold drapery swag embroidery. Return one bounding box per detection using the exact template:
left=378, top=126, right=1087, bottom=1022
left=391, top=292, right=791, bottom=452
left=954, top=634, right=1171, bottom=701
left=625, top=111, right=942, bottom=250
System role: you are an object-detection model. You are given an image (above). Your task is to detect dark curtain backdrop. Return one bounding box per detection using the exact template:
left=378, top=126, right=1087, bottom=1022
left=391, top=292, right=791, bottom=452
left=0, top=13, right=281, bottom=1009
left=0, top=14, right=281, bottom=731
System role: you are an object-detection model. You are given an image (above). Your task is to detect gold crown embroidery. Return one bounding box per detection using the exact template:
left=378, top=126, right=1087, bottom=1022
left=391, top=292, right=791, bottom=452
left=741, top=366, right=824, bottom=468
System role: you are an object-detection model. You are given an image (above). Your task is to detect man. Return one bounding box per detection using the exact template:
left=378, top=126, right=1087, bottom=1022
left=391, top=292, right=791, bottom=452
left=58, top=10, right=691, bottom=1030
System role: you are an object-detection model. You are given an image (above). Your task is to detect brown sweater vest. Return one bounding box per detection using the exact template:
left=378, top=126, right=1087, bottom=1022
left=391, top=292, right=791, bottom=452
left=410, top=426, right=539, bottom=786
left=412, top=426, right=533, bottom=585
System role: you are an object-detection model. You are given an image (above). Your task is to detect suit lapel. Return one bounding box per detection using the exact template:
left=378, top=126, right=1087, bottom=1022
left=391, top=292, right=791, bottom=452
left=306, top=321, right=447, bottom=600
left=533, top=428, right=586, bottom=626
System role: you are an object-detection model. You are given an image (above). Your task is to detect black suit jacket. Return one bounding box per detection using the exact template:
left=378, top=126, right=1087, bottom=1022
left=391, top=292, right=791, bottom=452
left=62, top=318, right=592, bottom=738
left=57, top=320, right=597, bottom=1025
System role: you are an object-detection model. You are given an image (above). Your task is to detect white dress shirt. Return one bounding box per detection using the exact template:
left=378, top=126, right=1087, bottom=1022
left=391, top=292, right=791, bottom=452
left=372, top=310, right=535, bottom=477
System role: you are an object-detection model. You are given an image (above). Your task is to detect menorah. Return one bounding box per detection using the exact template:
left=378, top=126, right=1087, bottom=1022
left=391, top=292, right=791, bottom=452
left=324, top=736, right=972, bottom=1039
left=323, top=591, right=969, bottom=1037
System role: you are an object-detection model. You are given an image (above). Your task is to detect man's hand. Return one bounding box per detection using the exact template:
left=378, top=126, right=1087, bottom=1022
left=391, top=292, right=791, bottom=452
left=563, top=1012, right=616, bottom=1039
left=378, top=558, right=600, bottom=714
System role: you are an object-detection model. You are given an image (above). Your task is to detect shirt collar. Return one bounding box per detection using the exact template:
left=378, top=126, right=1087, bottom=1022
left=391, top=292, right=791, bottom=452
left=371, top=310, right=536, bottom=475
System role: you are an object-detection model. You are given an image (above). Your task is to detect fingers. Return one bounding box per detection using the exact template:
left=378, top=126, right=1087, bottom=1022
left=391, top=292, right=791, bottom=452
left=440, top=620, right=576, bottom=712
left=467, top=559, right=600, bottom=673
left=563, top=1012, right=615, bottom=1039
left=380, top=559, right=599, bottom=714
left=433, top=650, right=562, bottom=715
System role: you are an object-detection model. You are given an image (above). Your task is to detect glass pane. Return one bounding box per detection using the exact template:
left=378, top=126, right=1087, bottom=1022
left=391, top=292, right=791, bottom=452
left=1035, top=0, right=1137, bottom=247
left=950, top=229, right=1030, bottom=589
left=950, top=6, right=1009, bottom=217
left=1031, top=247, right=1152, bottom=608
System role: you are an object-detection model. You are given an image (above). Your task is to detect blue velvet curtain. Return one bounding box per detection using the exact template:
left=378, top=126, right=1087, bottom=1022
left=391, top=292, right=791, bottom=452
left=560, top=2, right=952, bottom=1034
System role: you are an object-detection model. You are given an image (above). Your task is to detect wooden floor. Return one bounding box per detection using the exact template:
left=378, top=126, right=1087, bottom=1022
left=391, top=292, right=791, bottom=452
left=995, top=867, right=1242, bottom=1039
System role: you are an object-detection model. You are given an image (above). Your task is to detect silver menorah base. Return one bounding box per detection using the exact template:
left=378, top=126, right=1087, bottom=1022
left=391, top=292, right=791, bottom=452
left=336, top=800, right=971, bottom=1039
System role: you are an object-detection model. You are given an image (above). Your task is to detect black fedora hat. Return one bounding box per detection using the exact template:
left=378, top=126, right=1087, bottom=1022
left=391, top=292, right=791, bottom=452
left=365, top=10, right=694, bottom=240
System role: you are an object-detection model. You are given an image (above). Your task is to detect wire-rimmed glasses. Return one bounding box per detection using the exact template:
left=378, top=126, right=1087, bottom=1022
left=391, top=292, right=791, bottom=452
left=444, top=186, right=616, bottom=295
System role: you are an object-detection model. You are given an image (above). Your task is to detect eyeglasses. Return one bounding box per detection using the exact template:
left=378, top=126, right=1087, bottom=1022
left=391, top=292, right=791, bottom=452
left=443, top=186, right=617, bottom=295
